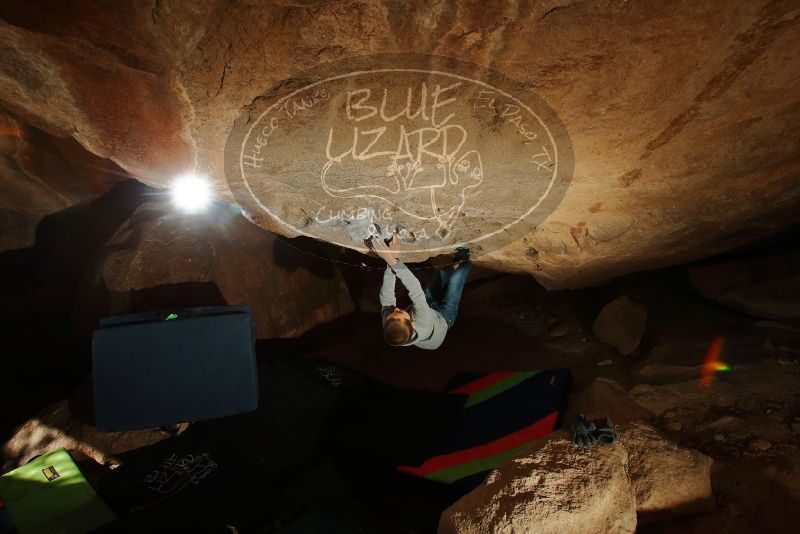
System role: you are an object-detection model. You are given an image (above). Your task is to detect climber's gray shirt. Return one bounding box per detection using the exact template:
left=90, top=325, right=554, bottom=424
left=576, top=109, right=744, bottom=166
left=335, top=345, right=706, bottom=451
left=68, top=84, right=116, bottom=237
left=379, top=261, right=448, bottom=350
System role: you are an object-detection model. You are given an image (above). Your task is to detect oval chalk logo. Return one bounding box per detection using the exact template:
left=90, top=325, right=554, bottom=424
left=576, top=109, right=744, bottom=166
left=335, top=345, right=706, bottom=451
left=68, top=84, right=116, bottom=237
left=225, top=54, right=573, bottom=262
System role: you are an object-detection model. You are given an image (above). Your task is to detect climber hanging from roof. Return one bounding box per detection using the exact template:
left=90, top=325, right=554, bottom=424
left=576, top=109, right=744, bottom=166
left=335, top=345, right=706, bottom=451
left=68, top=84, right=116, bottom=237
left=369, top=234, right=471, bottom=350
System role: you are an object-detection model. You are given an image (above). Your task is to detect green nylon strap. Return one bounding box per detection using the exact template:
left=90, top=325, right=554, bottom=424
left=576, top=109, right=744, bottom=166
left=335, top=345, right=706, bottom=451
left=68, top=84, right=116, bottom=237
left=463, top=371, right=539, bottom=408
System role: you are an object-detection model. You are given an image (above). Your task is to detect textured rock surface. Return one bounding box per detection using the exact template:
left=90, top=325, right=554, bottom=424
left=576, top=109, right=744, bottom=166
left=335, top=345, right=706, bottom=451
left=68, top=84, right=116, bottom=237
left=0, top=111, right=125, bottom=251
left=756, top=320, right=800, bottom=353
left=1, top=1, right=799, bottom=287
left=439, top=424, right=714, bottom=533
left=83, top=201, right=355, bottom=338
left=624, top=423, right=715, bottom=525
left=688, top=251, right=800, bottom=318
left=592, top=295, right=647, bottom=355
left=629, top=379, right=739, bottom=418
left=1, top=399, right=166, bottom=472
left=438, top=430, right=637, bottom=534
left=567, top=377, right=652, bottom=425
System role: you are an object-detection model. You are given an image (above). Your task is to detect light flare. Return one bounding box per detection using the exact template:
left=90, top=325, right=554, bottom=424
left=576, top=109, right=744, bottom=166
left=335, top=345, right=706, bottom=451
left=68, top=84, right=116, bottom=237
left=700, top=336, right=731, bottom=387
left=170, top=173, right=212, bottom=213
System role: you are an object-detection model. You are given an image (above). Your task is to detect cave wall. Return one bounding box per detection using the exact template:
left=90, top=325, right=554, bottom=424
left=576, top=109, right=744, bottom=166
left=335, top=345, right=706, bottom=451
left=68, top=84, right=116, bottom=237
left=1, top=0, right=799, bottom=287
left=0, top=110, right=126, bottom=251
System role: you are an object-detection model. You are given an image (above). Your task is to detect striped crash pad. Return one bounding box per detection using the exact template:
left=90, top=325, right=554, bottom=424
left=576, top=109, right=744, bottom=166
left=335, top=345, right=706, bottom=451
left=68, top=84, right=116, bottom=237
left=397, top=369, right=571, bottom=487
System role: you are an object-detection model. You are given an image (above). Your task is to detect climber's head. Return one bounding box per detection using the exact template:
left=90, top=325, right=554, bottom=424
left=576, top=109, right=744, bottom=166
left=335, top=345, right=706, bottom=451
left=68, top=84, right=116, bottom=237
left=384, top=308, right=414, bottom=346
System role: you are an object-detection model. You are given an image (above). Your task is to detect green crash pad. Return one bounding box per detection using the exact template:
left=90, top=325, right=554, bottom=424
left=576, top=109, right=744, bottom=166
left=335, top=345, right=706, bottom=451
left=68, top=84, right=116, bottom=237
left=0, top=448, right=116, bottom=534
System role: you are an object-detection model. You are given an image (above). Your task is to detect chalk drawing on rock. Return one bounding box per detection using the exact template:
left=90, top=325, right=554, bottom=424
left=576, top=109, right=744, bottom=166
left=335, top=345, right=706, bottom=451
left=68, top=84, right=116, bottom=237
left=225, top=54, right=574, bottom=262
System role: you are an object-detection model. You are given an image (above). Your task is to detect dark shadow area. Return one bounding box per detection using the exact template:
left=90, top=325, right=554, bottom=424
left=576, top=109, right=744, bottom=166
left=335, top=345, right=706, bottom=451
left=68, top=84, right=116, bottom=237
left=83, top=358, right=479, bottom=533
left=272, top=234, right=390, bottom=314
left=271, top=235, right=340, bottom=280
left=257, top=308, right=584, bottom=393
left=31, top=180, right=152, bottom=290
left=0, top=180, right=151, bottom=440
left=73, top=281, right=229, bottom=334
left=640, top=458, right=800, bottom=534
left=1, top=279, right=231, bottom=440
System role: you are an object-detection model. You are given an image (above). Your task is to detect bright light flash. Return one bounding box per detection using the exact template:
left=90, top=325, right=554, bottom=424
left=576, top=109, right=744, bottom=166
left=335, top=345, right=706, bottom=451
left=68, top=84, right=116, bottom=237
left=170, top=173, right=212, bottom=213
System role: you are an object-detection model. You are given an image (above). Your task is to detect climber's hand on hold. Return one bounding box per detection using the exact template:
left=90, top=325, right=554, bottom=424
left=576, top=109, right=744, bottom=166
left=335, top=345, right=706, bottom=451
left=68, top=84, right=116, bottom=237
left=371, top=235, right=400, bottom=267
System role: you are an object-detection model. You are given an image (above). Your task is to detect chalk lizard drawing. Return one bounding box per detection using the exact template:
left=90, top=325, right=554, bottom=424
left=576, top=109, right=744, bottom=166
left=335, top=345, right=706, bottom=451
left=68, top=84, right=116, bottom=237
left=320, top=122, right=484, bottom=238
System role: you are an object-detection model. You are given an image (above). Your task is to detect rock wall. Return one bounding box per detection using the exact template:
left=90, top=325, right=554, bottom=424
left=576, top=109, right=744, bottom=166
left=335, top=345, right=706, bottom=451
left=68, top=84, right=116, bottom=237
left=1, top=0, right=799, bottom=287
left=0, top=111, right=125, bottom=251
left=78, top=200, right=355, bottom=339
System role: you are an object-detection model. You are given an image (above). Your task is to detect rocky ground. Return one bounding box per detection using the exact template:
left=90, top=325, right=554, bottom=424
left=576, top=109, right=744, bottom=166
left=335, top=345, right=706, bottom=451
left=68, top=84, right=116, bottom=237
left=1, top=194, right=799, bottom=531
left=480, top=261, right=800, bottom=533
left=321, top=238, right=800, bottom=532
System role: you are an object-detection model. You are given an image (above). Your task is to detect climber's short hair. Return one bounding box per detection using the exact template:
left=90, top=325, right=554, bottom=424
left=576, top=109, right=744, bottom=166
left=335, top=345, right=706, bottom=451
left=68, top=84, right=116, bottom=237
left=384, top=316, right=413, bottom=346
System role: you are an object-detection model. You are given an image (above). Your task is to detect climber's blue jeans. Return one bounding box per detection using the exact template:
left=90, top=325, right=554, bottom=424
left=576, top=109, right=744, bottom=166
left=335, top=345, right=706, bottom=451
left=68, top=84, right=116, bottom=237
left=424, top=261, right=473, bottom=328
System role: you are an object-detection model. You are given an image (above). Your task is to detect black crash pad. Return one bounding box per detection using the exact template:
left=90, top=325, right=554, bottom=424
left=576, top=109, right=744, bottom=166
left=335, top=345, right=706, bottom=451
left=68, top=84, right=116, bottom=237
left=92, top=306, right=258, bottom=431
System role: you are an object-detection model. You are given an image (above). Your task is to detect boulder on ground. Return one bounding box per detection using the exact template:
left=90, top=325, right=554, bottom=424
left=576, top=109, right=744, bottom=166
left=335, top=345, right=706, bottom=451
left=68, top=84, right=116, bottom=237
left=624, top=423, right=714, bottom=525
left=592, top=295, right=647, bottom=355
left=439, top=430, right=637, bottom=534
left=439, top=424, right=714, bottom=533
left=78, top=201, right=355, bottom=338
